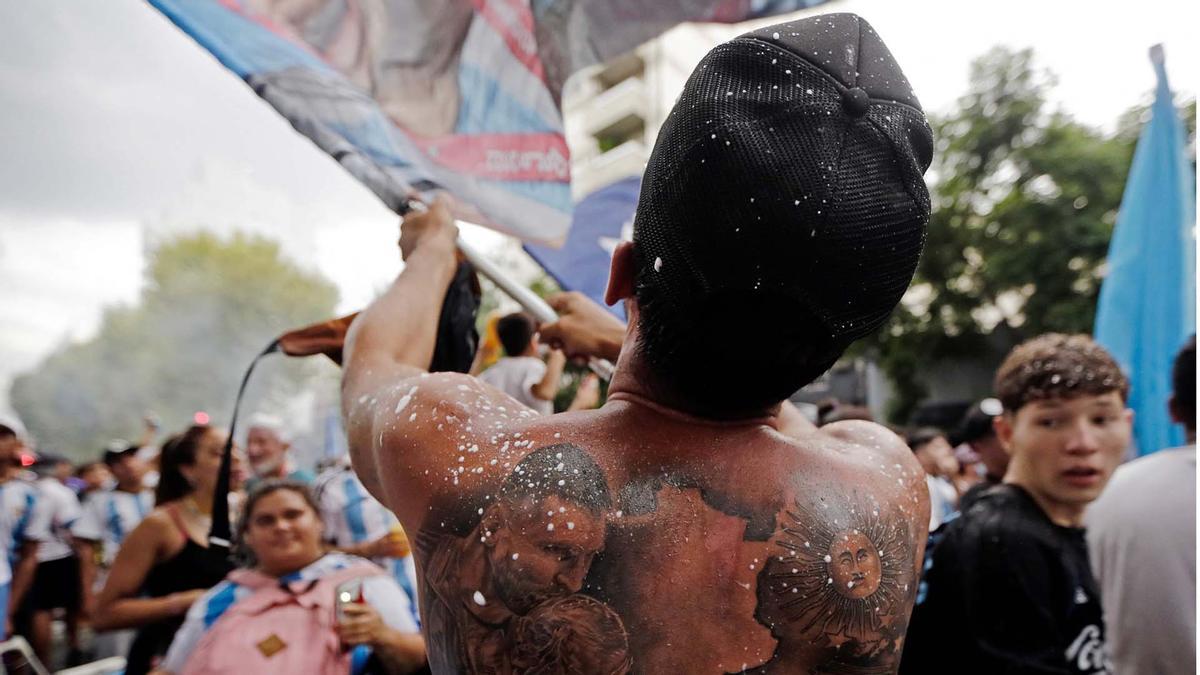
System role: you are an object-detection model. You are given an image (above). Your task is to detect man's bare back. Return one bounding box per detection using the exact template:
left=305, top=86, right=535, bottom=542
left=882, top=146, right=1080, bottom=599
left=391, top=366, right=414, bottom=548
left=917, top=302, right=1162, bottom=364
left=345, top=359, right=927, bottom=674
left=343, top=13, right=933, bottom=672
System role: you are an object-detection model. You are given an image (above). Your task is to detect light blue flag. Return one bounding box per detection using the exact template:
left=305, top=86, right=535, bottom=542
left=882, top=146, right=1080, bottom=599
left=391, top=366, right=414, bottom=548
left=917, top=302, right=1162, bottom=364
left=524, top=176, right=641, bottom=321
left=1095, top=45, right=1196, bottom=456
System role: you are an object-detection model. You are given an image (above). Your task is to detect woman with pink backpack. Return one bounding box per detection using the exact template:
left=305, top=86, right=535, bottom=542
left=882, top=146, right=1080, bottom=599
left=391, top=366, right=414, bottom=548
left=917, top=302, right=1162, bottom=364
left=153, top=480, right=427, bottom=674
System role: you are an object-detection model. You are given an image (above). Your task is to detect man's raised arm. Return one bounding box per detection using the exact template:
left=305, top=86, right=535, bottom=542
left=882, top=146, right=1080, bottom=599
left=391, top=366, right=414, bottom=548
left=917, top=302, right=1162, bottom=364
left=341, top=197, right=459, bottom=501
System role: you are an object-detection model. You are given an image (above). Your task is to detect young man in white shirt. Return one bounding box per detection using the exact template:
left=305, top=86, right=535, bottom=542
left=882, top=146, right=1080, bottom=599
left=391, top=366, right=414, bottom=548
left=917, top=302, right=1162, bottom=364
left=477, top=312, right=567, bottom=416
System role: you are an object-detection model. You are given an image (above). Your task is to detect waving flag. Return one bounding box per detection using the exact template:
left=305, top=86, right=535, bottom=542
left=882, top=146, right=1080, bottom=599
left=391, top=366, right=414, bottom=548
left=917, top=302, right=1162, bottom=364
left=1095, top=45, right=1196, bottom=456
left=525, top=175, right=639, bottom=319
left=147, top=0, right=830, bottom=245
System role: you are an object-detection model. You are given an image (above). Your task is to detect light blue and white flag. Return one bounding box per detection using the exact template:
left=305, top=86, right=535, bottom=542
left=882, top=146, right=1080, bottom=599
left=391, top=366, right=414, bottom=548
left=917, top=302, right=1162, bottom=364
left=147, top=0, right=830, bottom=245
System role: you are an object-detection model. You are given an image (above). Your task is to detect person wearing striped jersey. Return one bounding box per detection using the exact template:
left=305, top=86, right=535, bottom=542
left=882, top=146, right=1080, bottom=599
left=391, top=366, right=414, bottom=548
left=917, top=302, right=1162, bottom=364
left=25, top=453, right=85, bottom=664
left=0, top=425, right=46, bottom=638
left=313, top=458, right=421, bottom=627
left=73, top=442, right=154, bottom=659
left=158, top=481, right=424, bottom=674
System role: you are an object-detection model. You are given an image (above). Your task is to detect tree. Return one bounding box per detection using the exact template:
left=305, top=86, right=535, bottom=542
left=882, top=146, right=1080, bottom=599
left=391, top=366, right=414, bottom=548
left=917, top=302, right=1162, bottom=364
left=857, top=47, right=1182, bottom=423
left=10, top=232, right=339, bottom=458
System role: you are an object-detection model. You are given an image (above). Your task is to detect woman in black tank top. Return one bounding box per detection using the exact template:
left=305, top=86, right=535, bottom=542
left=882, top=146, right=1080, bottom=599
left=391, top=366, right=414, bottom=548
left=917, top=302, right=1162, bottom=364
left=92, top=425, right=244, bottom=675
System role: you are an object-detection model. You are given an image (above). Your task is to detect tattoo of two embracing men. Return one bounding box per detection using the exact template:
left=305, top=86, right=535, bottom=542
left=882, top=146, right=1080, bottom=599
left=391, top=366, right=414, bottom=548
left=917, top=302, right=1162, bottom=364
left=413, top=442, right=917, bottom=674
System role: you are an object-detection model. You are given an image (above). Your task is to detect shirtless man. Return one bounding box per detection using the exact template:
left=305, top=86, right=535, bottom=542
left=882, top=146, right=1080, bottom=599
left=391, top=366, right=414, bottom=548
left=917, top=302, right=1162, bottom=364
left=344, top=13, right=933, bottom=674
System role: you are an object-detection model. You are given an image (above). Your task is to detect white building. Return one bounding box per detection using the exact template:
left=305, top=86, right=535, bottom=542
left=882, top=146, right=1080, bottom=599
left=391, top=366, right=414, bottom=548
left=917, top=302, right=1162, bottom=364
left=561, top=16, right=818, bottom=200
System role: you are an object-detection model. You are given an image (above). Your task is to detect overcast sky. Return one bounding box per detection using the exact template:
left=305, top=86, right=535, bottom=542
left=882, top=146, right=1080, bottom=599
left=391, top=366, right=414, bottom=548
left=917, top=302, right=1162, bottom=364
left=0, top=0, right=1196, bottom=424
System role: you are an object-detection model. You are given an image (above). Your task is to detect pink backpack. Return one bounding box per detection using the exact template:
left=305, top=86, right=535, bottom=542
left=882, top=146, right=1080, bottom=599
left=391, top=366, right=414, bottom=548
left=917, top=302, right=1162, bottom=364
left=181, top=562, right=385, bottom=675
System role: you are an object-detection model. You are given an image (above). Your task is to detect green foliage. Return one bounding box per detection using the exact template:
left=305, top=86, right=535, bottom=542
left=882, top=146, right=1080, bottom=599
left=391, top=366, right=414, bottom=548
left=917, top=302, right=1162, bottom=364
left=858, top=47, right=1190, bottom=423
left=596, top=135, right=623, bottom=153
left=10, top=232, right=338, bottom=459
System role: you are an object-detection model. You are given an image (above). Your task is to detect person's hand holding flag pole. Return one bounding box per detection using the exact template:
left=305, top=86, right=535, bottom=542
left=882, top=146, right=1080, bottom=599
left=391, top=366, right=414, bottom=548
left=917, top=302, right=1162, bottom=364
left=401, top=197, right=617, bottom=381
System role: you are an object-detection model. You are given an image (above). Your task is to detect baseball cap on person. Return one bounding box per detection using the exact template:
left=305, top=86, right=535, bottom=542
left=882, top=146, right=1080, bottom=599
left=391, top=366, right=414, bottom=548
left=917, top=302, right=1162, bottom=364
left=949, top=398, right=1004, bottom=446
left=631, top=13, right=933, bottom=411
left=103, top=440, right=140, bottom=466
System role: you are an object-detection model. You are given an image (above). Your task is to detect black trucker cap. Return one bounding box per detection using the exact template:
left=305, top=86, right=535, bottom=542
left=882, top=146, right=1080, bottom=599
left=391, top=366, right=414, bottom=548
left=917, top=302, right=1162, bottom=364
left=632, top=13, right=933, bottom=402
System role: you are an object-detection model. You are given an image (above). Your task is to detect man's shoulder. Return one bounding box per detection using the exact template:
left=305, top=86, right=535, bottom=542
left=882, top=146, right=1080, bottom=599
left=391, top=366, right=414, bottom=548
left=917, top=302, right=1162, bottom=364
left=354, top=370, right=549, bottom=522
left=1089, top=446, right=1195, bottom=526
left=814, top=420, right=926, bottom=493
left=1109, top=445, right=1195, bottom=489
left=818, top=419, right=915, bottom=464
left=2, top=477, right=38, bottom=499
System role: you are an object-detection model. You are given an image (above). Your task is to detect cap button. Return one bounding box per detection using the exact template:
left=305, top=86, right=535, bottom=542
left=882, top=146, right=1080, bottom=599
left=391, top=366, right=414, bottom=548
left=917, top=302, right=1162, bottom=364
left=842, top=87, right=871, bottom=117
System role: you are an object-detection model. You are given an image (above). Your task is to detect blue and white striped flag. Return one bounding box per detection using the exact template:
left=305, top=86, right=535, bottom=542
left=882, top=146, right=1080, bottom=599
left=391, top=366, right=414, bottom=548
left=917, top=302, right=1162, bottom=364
left=147, top=0, right=830, bottom=245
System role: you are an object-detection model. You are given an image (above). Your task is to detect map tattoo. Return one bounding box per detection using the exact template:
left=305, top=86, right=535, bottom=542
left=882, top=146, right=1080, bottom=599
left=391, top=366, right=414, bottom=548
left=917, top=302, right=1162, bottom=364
left=754, top=492, right=916, bottom=665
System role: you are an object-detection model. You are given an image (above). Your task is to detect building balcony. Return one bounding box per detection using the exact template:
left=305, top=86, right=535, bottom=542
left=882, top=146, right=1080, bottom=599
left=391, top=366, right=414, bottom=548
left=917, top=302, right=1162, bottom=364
left=571, top=139, right=647, bottom=200
left=575, top=76, right=647, bottom=139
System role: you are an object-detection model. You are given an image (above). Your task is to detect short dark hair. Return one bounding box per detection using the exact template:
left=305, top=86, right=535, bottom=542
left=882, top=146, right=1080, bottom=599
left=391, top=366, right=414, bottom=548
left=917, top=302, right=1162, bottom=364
left=905, top=427, right=945, bottom=453
left=994, top=334, right=1129, bottom=413
left=632, top=277, right=838, bottom=418
left=75, top=462, right=103, bottom=477
left=820, top=404, right=875, bottom=426
left=952, top=399, right=1002, bottom=446
left=1173, top=335, right=1196, bottom=431
left=497, top=312, right=536, bottom=357
left=500, top=444, right=611, bottom=514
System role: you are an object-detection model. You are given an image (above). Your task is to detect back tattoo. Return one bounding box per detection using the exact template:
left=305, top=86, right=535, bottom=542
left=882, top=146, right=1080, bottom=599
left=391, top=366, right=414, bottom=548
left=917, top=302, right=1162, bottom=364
left=413, top=442, right=918, bottom=674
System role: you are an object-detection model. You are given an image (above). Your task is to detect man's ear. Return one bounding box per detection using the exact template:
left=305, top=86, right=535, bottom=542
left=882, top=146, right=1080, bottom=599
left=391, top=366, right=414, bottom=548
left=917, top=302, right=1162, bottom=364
left=605, top=241, right=636, bottom=306
left=993, top=413, right=1016, bottom=457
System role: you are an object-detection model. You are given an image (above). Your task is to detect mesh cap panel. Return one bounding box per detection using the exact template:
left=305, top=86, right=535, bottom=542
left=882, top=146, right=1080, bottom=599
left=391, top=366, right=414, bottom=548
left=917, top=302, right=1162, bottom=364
left=632, top=13, right=932, bottom=398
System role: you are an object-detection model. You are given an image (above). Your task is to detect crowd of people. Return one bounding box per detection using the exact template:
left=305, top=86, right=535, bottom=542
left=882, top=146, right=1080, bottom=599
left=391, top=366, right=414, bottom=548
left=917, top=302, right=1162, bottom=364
left=1, top=325, right=1194, bottom=673
left=0, top=415, right=429, bottom=673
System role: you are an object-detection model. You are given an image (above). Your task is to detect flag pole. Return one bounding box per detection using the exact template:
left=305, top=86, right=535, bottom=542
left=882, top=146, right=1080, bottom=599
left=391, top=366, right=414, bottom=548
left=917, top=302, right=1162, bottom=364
left=456, top=234, right=615, bottom=381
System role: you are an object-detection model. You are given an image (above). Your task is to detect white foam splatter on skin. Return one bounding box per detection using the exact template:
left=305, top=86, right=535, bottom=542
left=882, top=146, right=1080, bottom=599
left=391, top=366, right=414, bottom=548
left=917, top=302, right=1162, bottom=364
left=394, top=386, right=418, bottom=414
